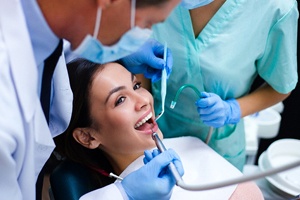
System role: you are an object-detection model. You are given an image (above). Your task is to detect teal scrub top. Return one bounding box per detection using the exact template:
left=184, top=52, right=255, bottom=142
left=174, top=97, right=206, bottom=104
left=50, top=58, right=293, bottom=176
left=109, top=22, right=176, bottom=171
left=151, top=0, right=298, bottom=170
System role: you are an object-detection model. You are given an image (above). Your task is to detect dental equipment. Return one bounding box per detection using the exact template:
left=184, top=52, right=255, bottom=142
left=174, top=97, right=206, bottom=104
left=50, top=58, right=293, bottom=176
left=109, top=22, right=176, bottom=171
left=89, top=166, right=123, bottom=181
left=155, top=43, right=167, bottom=121
left=152, top=132, right=183, bottom=184
left=109, top=173, right=123, bottom=181
left=159, top=84, right=300, bottom=191
left=151, top=131, right=300, bottom=191
left=170, top=84, right=214, bottom=144
left=178, top=159, right=300, bottom=191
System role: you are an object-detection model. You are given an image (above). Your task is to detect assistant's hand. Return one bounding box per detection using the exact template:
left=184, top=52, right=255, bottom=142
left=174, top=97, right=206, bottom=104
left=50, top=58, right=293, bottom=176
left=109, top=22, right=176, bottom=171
left=121, top=149, right=183, bottom=200
left=120, top=38, right=173, bottom=82
left=195, top=92, right=241, bottom=128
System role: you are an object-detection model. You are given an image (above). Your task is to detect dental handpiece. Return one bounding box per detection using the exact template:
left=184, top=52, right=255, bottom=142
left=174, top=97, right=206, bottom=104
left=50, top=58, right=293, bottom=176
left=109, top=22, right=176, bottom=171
left=151, top=133, right=300, bottom=191
left=152, top=132, right=183, bottom=185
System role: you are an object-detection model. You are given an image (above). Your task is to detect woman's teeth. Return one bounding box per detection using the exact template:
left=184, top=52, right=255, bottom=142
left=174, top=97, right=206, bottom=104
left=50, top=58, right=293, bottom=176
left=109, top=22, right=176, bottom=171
left=135, top=112, right=153, bottom=128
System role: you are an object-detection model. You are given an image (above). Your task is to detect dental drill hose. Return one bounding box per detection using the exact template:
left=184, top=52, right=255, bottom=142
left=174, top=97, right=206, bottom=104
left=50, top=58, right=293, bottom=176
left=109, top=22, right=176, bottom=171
left=152, top=132, right=300, bottom=191
left=156, top=84, right=300, bottom=191
left=152, top=132, right=183, bottom=185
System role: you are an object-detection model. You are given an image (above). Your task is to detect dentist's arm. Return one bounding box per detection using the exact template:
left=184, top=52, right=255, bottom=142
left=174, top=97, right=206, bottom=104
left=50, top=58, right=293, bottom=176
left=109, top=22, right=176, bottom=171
left=121, top=149, right=183, bottom=200
left=80, top=149, right=183, bottom=200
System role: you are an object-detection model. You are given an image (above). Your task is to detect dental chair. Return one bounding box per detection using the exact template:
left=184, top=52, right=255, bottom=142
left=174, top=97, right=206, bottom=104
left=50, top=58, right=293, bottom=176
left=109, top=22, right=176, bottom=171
left=50, top=159, right=99, bottom=200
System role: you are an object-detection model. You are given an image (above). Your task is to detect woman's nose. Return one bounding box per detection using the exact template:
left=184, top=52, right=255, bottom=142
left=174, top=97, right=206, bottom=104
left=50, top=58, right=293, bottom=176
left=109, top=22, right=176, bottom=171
left=134, top=93, right=150, bottom=110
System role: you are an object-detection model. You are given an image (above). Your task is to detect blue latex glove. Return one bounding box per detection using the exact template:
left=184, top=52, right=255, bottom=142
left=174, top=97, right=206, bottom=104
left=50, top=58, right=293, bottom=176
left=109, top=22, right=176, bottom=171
left=143, top=149, right=184, bottom=178
left=195, top=92, right=241, bottom=128
left=121, top=149, right=184, bottom=200
left=120, top=38, right=173, bottom=82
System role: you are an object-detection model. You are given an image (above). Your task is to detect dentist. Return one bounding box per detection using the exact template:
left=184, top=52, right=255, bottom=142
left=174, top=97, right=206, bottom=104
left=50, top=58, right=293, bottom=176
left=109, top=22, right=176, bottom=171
left=0, top=0, right=186, bottom=199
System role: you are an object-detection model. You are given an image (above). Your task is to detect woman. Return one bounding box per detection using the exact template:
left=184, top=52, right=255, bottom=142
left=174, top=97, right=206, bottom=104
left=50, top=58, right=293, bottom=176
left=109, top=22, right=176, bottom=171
left=145, top=0, right=298, bottom=171
left=54, top=58, right=263, bottom=199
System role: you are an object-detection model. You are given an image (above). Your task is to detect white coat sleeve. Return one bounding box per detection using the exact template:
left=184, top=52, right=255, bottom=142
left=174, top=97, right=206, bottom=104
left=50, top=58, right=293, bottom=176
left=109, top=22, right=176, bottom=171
left=79, top=183, right=127, bottom=200
left=0, top=31, right=27, bottom=200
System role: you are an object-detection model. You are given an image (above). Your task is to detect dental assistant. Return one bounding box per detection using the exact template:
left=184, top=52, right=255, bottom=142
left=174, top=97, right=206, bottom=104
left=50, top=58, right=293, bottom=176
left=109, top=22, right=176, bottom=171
left=0, top=0, right=181, bottom=199
left=148, top=0, right=298, bottom=170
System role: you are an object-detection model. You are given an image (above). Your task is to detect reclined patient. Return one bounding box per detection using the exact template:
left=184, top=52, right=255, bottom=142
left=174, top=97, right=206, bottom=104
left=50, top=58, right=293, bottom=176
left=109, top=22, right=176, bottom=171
left=53, top=58, right=264, bottom=200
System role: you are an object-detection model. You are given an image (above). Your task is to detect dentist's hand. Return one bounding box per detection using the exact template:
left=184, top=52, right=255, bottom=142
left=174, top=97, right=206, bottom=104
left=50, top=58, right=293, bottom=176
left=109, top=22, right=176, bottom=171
left=120, top=38, right=173, bottom=82
left=195, top=92, right=241, bottom=128
left=143, top=149, right=184, bottom=177
left=121, top=149, right=183, bottom=200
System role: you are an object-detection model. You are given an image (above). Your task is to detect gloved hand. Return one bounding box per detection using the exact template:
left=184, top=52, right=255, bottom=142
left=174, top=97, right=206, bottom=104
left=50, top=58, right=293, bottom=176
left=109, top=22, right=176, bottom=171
left=121, top=149, right=184, bottom=200
left=120, top=38, right=173, bottom=82
left=195, top=92, right=241, bottom=128
left=143, top=149, right=184, bottom=176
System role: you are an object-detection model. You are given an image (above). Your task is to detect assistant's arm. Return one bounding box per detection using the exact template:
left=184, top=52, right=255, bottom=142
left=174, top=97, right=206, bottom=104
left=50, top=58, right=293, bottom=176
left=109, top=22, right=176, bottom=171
left=237, top=83, right=290, bottom=117
left=196, top=2, right=298, bottom=128
left=237, top=1, right=298, bottom=117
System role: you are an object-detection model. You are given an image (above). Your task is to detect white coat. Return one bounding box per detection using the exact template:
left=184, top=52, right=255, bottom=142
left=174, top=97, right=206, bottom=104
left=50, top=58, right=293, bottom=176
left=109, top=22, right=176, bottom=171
left=0, top=0, right=72, bottom=199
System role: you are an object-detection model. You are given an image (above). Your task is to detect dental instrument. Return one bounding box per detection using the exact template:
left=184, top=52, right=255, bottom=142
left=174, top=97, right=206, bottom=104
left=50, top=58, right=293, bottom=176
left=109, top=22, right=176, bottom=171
left=151, top=72, right=300, bottom=192
left=152, top=131, right=183, bottom=184
left=157, top=84, right=300, bottom=191
left=155, top=42, right=167, bottom=121
left=151, top=131, right=300, bottom=191
left=109, top=173, right=123, bottom=181
left=170, top=84, right=214, bottom=144
left=170, top=84, right=200, bottom=109
left=177, top=159, right=300, bottom=191
left=90, top=166, right=123, bottom=181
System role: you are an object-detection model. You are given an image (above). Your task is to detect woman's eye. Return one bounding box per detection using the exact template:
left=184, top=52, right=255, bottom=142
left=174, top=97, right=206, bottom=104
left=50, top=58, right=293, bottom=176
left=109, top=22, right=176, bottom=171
left=133, top=82, right=142, bottom=90
left=115, top=97, right=126, bottom=106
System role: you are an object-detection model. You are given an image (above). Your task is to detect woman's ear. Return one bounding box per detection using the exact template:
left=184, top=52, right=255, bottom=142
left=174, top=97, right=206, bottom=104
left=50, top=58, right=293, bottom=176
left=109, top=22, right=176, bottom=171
left=72, top=128, right=101, bottom=149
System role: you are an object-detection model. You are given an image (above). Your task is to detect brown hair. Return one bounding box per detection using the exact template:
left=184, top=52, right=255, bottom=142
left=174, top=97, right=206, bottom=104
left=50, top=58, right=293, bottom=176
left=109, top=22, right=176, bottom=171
left=54, top=58, right=116, bottom=187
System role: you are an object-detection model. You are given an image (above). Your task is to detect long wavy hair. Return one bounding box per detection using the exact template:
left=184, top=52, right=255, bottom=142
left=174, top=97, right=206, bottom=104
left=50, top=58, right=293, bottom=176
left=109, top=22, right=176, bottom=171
left=54, top=58, right=117, bottom=187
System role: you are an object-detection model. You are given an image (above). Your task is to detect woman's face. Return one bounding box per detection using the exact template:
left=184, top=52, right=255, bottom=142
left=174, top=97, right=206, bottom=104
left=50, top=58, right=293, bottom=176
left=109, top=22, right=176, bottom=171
left=88, top=63, right=162, bottom=157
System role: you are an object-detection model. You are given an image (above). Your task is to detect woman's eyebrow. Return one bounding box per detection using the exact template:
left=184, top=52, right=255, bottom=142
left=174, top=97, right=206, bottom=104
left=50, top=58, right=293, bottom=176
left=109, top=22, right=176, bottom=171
left=105, top=86, right=125, bottom=104
left=105, top=73, right=133, bottom=104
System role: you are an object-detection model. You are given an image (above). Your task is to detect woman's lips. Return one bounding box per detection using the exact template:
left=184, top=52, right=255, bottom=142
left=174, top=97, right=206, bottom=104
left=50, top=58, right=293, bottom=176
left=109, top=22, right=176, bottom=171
left=134, top=111, right=152, bottom=129
left=136, top=119, right=158, bottom=135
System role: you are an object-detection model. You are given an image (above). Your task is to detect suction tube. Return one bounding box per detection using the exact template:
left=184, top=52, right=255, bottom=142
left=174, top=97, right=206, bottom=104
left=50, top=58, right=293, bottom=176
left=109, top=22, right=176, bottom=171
left=170, top=84, right=213, bottom=144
